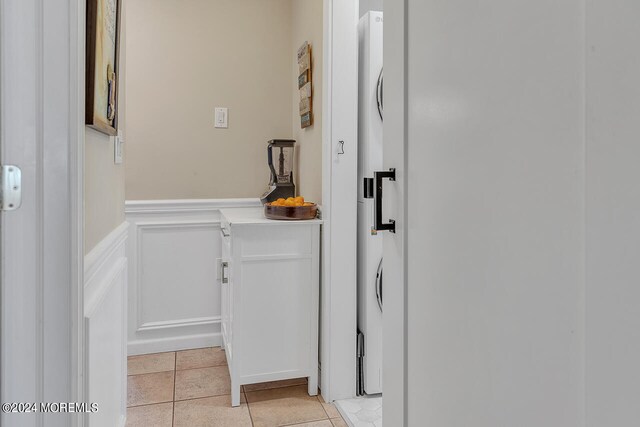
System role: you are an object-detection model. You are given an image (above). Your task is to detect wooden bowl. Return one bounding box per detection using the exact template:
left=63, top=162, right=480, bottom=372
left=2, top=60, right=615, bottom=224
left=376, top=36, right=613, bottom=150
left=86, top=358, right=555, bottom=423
left=264, top=203, right=318, bottom=220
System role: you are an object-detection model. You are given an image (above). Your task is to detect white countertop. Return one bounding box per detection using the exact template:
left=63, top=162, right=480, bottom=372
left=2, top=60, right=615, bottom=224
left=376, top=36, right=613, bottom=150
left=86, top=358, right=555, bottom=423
left=220, top=207, right=323, bottom=226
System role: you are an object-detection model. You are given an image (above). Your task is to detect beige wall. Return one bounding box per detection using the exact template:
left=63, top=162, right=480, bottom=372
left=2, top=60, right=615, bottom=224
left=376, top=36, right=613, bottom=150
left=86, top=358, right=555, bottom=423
left=291, top=0, right=323, bottom=204
left=84, top=3, right=127, bottom=254
left=85, top=0, right=324, bottom=252
left=85, top=131, right=126, bottom=253
left=124, top=0, right=295, bottom=200
left=124, top=0, right=323, bottom=202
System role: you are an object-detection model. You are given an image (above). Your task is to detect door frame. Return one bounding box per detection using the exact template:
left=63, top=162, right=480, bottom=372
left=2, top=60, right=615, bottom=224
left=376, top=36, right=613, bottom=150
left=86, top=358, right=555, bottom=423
left=320, top=0, right=360, bottom=402
left=71, top=0, right=87, bottom=420
left=0, top=0, right=85, bottom=425
left=382, top=0, right=407, bottom=425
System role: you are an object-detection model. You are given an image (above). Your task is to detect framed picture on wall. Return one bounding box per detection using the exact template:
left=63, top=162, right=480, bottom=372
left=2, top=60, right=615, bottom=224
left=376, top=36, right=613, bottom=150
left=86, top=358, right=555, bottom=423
left=86, top=0, right=122, bottom=136
left=297, top=41, right=313, bottom=129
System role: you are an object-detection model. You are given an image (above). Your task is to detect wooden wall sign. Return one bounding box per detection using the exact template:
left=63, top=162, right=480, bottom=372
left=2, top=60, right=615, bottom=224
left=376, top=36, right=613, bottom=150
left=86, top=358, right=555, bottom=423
left=298, top=42, right=313, bottom=129
left=86, top=0, right=122, bottom=136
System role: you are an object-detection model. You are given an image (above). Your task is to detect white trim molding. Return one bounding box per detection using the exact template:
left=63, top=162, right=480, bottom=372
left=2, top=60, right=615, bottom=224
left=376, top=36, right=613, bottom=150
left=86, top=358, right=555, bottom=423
left=83, top=222, right=128, bottom=427
left=320, top=0, right=359, bottom=403
left=85, top=222, right=129, bottom=292
left=125, top=198, right=261, bottom=355
left=138, top=316, right=222, bottom=332
left=125, top=198, right=261, bottom=215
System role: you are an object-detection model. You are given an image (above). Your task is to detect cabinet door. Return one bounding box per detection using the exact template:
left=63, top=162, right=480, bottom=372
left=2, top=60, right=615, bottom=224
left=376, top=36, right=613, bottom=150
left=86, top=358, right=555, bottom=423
left=221, top=264, right=229, bottom=344
left=227, top=258, right=234, bottom=356
left=221, top=231, right=231, bottom=354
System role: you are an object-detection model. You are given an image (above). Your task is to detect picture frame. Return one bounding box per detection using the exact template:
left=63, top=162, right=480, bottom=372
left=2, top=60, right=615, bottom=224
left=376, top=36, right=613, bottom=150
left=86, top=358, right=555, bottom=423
left=86, top=0, right=122, bottom=136
left=297, top=41, right=313, bottom=129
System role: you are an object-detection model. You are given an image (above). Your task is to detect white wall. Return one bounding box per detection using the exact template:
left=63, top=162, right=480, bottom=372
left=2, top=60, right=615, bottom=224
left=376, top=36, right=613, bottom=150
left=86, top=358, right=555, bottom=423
left=586, top=1, right=640, bottom=424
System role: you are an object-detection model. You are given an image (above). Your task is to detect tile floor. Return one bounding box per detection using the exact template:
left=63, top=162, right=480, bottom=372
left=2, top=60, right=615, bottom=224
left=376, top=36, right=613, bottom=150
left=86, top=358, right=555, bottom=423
left=334, top=396, right=382, bottom=427
left=126, top=347, right=348, bottom=427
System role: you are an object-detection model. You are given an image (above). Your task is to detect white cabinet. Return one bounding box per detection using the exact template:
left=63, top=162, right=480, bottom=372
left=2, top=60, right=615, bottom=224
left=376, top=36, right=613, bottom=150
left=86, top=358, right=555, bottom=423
left=219, top=208, right=322, bottom=407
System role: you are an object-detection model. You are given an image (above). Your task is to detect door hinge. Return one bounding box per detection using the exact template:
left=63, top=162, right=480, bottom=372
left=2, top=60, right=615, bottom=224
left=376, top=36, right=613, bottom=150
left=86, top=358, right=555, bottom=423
left=1, top=165, right=22, bottom=211
left=356, top=331, right=365, bottom=396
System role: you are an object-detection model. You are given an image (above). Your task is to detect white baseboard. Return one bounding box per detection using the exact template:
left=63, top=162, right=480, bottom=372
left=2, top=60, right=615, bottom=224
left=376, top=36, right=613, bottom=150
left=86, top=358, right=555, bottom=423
left=128, top=332, right=223, bottom=356
left=125, top=198, right=261, bottom=355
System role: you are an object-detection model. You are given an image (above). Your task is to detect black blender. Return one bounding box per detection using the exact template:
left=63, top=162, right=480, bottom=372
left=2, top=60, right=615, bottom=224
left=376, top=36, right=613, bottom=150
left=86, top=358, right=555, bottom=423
left=260, top=139, right=296, bottom=204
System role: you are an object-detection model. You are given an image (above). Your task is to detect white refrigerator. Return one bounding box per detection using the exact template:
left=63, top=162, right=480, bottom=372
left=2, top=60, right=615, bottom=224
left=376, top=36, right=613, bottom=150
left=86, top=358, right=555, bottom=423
left=357, top=11, right=383, bottom=396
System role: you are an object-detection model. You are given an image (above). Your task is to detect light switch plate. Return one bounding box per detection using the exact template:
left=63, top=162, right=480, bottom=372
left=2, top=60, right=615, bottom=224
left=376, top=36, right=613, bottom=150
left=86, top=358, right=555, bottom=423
left=215, top=107, right=228, bottom=128
left=114, top=134, right=123, bottom=164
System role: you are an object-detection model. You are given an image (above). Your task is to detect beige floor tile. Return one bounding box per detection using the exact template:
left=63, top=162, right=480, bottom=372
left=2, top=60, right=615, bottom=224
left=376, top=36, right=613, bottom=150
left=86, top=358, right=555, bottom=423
left=246, top=385, right=328, bottom=427
left=316, top=393, right=341, bottom=418
left=174, top=395, right=252, bottom=427
left=125, top=402, right=173, bottom=427
left=175, top=366, right=231, bottom=401
left=320, top=401, right=341, bottom=419
left=243, top=377, right=308, bottom=392
left=289, top=421, right=333, bottom=427
left=176, top=347, right=227, bottom=370
left=127, top=352, right=175, bottom=376
left=330, top=418, right=349, bottom=427
left=127, top=371, right=174, bottom=407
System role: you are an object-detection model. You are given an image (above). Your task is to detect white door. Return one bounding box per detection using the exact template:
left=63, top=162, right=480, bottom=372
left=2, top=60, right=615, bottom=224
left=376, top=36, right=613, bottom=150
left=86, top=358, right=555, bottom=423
left=1, top=2, right=45, bottom=422
left=585, top=1, right=640, bottom=424
left=384, top=1, right=586, bottom=425
left=357, top=10, right=384, bottom=396
left=1, top=1, right=83, bottom=426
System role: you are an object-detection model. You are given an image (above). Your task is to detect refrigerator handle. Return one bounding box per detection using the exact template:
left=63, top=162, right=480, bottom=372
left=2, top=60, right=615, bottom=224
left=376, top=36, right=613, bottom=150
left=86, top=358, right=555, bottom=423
left=373, top=168, right=396, bottom=233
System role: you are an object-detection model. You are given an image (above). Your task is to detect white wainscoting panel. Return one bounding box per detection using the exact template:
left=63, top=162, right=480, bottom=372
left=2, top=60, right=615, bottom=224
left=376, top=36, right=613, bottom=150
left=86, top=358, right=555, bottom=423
left=126, top=199, right=261, bottom=355
left=84, top=221, right=129, bottom=427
